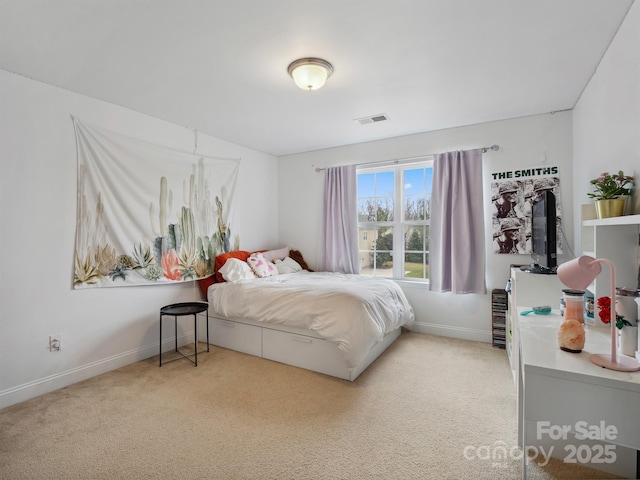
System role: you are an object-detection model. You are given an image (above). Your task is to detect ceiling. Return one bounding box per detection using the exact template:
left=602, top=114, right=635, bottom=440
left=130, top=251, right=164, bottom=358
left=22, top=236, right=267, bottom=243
left=0, top=0, right=634, bottom=156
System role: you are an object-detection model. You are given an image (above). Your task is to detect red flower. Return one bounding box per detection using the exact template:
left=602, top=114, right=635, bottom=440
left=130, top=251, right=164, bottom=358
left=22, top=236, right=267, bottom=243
left=598, top=309, right=611, bottom=324
left=596, top=296, right=633, bottom=329
left=597, top=296, right=612, bottom=324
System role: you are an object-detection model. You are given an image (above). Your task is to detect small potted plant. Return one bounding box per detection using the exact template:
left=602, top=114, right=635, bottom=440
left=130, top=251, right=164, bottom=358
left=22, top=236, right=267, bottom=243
left=588, top=171, right=634, bottom=218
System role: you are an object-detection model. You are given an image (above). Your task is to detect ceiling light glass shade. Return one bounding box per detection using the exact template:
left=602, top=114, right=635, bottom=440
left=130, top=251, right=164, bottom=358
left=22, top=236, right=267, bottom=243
left=288, top=58, right=333, bottom=91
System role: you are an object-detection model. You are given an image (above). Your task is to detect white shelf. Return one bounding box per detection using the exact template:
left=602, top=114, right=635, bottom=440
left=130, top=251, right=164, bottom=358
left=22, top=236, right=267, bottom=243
left=580, top=207, right=640, bottom=301
left=582, top=213, right=640, bottom=227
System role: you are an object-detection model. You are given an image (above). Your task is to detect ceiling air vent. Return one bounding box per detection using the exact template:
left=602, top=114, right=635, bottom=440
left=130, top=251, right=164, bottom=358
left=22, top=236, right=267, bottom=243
left=354, top=114, right=389, bottom=125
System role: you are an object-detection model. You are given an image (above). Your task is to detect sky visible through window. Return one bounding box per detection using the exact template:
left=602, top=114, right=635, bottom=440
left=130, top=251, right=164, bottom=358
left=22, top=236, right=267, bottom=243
left=357, top=168, right=433, bottom=197
left=404, top=168, right=433, bottom=197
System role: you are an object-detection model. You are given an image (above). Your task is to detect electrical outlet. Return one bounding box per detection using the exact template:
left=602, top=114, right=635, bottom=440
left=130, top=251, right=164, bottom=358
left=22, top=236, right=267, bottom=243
left=49, top=334, right=62, bottom=352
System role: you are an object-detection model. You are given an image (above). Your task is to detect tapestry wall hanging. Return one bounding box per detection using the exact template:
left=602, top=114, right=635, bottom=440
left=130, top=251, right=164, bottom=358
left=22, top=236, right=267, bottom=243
left=490, top=165, right=562, bottom=254
left=72, top=118, right=240, bottom=288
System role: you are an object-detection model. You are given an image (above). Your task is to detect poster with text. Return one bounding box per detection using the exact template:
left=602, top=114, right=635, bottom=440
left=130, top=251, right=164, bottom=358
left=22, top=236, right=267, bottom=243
left=490, top=166, right=562, bottom=255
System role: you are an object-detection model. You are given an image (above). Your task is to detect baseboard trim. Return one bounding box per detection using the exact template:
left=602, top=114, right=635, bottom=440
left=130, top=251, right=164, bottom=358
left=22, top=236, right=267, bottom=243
left=0, top=333, right=193, bottom=411
left=1, top=324, right=484, bottom=410
left=407, top=321, right=491, bottom=343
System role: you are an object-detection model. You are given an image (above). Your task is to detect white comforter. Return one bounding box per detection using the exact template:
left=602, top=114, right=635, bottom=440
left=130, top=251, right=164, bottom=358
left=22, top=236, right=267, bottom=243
left=208, top=271, right=414, bottom=368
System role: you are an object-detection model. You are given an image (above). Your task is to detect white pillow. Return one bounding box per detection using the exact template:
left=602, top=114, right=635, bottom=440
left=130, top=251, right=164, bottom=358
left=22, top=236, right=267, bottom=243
left=274, top=256, right=303, bottom=274
left=219, top=258, right=256, bottom=283
left=247, top=252, right=278, bottom=278
left=261, top=246, right=290, bottom=262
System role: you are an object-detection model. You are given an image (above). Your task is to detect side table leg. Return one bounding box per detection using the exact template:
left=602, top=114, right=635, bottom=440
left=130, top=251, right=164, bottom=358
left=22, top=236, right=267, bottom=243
left=194, top=313, right=198, bottom=366
left=206, top=308, right=210, bottom=352
left=159, top=313, right=162, bottom=367
left=174, top=316, right=178, bottom=352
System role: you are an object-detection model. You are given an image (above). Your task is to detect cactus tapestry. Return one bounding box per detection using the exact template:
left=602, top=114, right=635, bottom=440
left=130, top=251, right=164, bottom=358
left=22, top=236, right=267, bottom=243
left=72, top=118, right=240, bottom=288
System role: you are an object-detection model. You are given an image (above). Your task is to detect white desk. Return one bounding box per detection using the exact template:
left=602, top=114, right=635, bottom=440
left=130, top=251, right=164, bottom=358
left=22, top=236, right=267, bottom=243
left=517, top=308, right=640, bottom=479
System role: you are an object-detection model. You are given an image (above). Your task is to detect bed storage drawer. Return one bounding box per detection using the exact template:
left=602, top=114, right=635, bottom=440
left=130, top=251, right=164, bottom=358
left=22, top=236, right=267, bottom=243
left=262, top=328, right=349, bottom=379
left=211, top=317, right=262, bottom=357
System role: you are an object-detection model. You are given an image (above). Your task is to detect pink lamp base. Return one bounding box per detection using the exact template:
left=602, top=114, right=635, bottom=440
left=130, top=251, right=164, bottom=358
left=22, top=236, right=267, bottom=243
left=590, top=353, right=640, bottom=372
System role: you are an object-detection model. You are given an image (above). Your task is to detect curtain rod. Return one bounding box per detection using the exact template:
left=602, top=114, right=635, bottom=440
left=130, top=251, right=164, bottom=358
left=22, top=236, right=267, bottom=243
left=314, top=144, right=499, bottom=172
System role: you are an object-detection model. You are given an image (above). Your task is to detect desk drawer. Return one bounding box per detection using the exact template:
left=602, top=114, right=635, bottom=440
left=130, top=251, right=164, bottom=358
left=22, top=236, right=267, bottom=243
left=210, top=317, right=262, bottom=356
left=525, top=373, right=640, bottom=449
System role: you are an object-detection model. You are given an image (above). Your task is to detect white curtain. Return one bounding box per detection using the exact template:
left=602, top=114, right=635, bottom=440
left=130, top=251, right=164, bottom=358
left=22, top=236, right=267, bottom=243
left=429, top=149, right=486, bottom=294
left=318, top=165, right=360, bottom=273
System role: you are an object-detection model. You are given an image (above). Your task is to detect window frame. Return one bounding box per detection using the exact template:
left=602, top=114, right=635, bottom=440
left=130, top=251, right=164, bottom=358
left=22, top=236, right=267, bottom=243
left=356, top=158, right=433, bottom=282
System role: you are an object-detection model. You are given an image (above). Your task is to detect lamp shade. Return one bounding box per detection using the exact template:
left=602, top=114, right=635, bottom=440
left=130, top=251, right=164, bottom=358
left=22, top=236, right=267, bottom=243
left=288, top=58, right=333, bottom=91
left=556, top=256, right=601, bottom=291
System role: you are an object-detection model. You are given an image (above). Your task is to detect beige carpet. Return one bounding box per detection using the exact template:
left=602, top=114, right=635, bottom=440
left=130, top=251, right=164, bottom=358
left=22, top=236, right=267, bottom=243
left=0, top=332, right=622, bottom=479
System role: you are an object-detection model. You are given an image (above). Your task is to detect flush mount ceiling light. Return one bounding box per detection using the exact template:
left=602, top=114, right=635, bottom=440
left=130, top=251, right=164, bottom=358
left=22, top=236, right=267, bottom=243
left=287, top=57, right=334, bottom=91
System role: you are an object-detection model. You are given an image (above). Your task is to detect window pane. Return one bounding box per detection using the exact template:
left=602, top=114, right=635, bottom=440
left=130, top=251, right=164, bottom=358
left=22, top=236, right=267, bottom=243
left=357, top=173, right=375, bottom=197
left=357, top=170, right=395, bottom=222
left=404, top=167, right=431, bottom=221
left=375, top=171, right=394, bottom=196
left=359, top=226, right=393, bottom=277
left=376, top=197, right=394, bottom=222
left=358, top=198, right=376, bottom=222
left=403, top=225, right=429, bottom=279
left=404, top=168, right=425, bottom=195
left=404, top=197, right=429, bottom=221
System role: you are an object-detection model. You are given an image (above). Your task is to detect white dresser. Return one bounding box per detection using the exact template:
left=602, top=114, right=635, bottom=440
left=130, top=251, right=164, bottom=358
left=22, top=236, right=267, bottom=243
left=518, top=308, right=640, bottom=479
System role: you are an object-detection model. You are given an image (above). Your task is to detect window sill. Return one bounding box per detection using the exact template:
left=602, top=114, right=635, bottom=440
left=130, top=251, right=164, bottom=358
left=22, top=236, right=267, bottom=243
left=392, top=278, right=429, bottom=288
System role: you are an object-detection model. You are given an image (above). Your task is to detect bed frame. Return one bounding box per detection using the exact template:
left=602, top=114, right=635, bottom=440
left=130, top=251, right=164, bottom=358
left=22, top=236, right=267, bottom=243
left=207, top=314, right=402, bottom=381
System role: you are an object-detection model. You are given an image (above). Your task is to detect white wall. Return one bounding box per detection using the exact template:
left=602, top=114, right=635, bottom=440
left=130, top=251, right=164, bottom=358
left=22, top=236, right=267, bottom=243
left=278, top=112, right=574, bottom=341
left=572, top=0, right=640, bottom=251
left=0, top=70, right=279, bottom=409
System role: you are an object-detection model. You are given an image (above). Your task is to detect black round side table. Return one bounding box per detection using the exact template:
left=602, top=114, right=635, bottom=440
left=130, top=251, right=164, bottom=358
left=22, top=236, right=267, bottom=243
left=159, top=301, right=209, bottom=367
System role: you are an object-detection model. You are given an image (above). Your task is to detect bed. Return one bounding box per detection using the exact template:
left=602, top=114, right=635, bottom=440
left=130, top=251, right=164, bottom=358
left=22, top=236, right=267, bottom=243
left=204, top=248, right=414, bottom=381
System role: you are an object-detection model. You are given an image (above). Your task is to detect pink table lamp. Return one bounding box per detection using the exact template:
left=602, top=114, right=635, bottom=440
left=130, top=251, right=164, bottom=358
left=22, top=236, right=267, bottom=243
left=557, top=256, right=640, bottom=372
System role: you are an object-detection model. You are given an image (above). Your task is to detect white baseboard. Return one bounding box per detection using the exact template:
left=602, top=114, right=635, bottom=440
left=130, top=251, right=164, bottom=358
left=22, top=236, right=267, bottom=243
left=407, top=321, right=492, bottom=344
left=0, top=333, right=193, bottom=411
left=1, top=323, right=482, bottom=411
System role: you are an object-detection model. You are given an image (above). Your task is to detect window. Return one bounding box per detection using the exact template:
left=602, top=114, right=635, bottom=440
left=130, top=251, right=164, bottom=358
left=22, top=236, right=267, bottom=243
left=357, top=159, right=433, bottom=280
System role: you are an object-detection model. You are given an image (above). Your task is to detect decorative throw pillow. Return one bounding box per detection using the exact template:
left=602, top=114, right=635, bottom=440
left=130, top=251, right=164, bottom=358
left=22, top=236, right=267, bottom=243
left=214, top=250, right=251, bottom=282
left=261, top=246, right=290, bottom=262
left=274, top=256, right=303, bottom=274
left=247, top=252, right=278, bottom=278
left=219, top=258, right=256, bottom=283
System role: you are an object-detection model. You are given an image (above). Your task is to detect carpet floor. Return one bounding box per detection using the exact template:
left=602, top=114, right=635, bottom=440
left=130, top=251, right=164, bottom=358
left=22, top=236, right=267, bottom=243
left=0, top=332, right=622, bottom=479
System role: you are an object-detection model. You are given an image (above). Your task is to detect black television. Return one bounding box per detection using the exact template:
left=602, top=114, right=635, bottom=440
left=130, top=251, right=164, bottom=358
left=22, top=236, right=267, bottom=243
left=528, top=190, right=557, bottom=274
